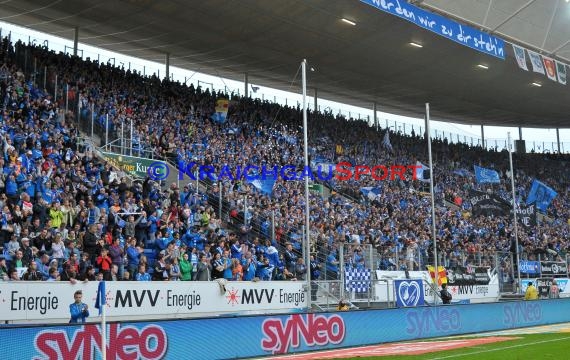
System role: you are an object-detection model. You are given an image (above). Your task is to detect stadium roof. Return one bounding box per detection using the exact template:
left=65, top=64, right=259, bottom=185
left=2, top=0, right=570, bottom=128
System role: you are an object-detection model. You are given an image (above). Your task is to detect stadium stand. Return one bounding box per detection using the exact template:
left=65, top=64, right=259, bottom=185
left=1, top=37, right=569, bottom=296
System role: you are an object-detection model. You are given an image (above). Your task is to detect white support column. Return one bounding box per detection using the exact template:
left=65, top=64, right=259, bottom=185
left=314, top=88, right=318, bottom=112
left=73, top=27, right=79, bottom=56
left=165, top=53, right=170, bottom=81
left=373, top=102, right=378, bottom=129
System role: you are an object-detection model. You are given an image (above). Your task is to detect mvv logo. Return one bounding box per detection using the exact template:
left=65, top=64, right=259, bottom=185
left=242, top=289, right=274, bottom=304
left=115, top=290, right=160, bottom=308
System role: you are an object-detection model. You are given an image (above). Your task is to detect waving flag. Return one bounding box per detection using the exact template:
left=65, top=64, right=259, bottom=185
left=526, top=179, right=557, bottom=212
left=512, top=44, right=528, bottom=71
left=248, top=178, right=276, bottom=196
left=426, top=265, right=447, bottom=286
left=543, top=56, right=557, bottom=82
left=360, top=186, right=382, bottom=200
left=382, top=131, right=393, bottom=153
left=528, top=50, right=545, bottom=74
left=556, top=61, right=567, bottom=85
left=94, top=280, right=106, bottom=316
left=416, top=161, right=430, bottom=183
left=211, top=99, right=229, bottom=123
left=474, top=165, right=500, bottom=184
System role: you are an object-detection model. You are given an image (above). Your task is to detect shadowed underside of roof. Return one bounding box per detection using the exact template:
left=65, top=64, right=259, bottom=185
left=1, top=0, right=569, bottom=128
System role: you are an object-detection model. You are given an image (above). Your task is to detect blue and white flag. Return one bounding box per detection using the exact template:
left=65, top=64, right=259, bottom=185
left=416, top=161, right=430, bottom=183
left=526, top=179, right=557, bottom=212
left=382, top=131, right=393, bottom=153
left=94, top=280, right=106, bottom=316
left=248, top=178, right=276, bottom=196
left=474, top=165, right=500, bottom=184
left=453, top=168, right=471, bottom=177
left=345, top=268, right=371, bottom=293
left=360, top=186, right=382, bottom=201
left=394, top=279, right=424, bottom=307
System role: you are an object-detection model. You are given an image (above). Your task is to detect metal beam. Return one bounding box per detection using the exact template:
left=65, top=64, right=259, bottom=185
left=541, top=1, right=559, bottom=50
left=482, top=0, right=493, bottom=27
left=519, top=127, right=522, bottom=140
left=481, top=125, right=485, bottom=148
left=557, top=128, right=561, bottom=153
left=491, top=0, right=536, bottom=32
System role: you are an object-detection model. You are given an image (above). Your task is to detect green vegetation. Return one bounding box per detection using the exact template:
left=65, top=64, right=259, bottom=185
left=343, top=333, right=570, bottom=360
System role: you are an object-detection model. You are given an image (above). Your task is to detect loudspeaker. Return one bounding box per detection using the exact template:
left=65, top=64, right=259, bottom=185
left=515, top=140, right=526, bottom=154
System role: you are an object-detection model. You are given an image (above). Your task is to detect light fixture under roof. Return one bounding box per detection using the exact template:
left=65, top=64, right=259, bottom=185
left=409, top=42, right=423, bottom=48
left=531, top=82, right=542, bottom=87
left=477, top=64, right=489, bottom=69
left=341, top=18, right=356, bottom=26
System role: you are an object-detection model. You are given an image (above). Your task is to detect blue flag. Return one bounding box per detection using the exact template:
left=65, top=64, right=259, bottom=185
left=94, top=280, right=106, bottom=316
left=474, top=165, right=500, bottom=183
left=248, top=178, right=276, bottom=196
left=526, top=179, right=557, bottom=212
left=360, top=187, right=381, bottom=201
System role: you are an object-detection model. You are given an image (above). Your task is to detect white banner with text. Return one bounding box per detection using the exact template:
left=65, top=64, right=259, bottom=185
left=0, top=281, right=307, bottom=322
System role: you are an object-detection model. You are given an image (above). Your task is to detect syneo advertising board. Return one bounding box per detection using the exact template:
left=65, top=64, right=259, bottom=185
left=3, top=300, right=570, bottom=359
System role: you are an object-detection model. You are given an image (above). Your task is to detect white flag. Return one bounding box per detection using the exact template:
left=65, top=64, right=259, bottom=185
left=416, top=161, right=430, bottom=183
left=382, top=131, right=393, bottom=153
left=542, top=56, right=557, bottom=81
left=512, top=44, right=528, bottom=71
left=556, top=61, right=567, bottom=85
left=527, top=51, right=545, bottom=74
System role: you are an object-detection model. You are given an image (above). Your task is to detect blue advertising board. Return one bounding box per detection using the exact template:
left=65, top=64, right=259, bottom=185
left=519, top=260, right=541, bottom=274
left=360, top=0, right=505, bottom=59
left=2, top=299, right=570, bottom=359
left=395, top=279, right=425, bottom=307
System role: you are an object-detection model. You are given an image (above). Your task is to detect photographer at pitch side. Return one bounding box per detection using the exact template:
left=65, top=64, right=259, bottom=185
left=69, top=290, right=90, bottom=323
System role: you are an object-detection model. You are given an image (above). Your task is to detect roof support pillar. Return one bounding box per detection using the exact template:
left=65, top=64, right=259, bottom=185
left=481, top=125, right=485, bottom=148
left=557, top=128, right=561, bottom=154
left=314, top=88, right=318, bottom=112
left=373, top=102, right=378, bottom=130
left=73, top=27, right=79, bottom=56
left=165, top=53, right=170, bottom=81
left=244, top=72, right=249, bottom=98
left=519, top=126, right=523, bottom=140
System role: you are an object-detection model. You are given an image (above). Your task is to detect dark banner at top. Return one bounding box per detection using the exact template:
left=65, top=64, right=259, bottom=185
left=469, top=190, right=510, bottom=217
left=540, top=261, right=568, bottom=276
left=446, top=265, right=491, bottom=286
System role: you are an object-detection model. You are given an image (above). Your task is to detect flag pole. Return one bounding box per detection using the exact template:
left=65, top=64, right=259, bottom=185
left=102, top=300, right=106, bottom=360
left=97, top=280, right=107, bottom=360
left=425, top=104, right=439, bottom=305
left=508, top=132, right=521, bottom=293
left=302, top=59, right=311, bottom=310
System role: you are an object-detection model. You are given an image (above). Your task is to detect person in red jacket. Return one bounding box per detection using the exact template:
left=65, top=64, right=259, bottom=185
left=96, top=248, right=113, bottom=280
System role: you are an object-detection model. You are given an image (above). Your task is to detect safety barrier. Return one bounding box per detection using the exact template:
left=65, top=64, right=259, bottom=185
left=2, top=298, right=570, bottom=359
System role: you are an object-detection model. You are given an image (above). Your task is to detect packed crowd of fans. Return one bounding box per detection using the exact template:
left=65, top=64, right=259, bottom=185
left=0, top=38, right=569, bottom=286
